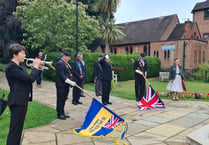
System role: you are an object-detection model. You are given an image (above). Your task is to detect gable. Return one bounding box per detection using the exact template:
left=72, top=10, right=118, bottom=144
left=112, top=14, right=178, bottom=45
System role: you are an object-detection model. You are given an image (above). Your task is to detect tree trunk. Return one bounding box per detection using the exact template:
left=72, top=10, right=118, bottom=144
left=104, top=39, right=109, bottom=54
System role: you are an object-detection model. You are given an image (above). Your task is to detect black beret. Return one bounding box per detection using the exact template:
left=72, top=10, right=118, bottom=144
left=62, top=50, right=71, bottom=56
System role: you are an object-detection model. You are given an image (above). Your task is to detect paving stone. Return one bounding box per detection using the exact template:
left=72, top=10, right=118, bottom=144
left=165, top=135, right=188, bottom=144
left=146, top=124, right=186, bottom=137
left=144, top=116, right=172, bottom=124
left=134, top=119, right=159, bottom=127
left=187, top=112, right=209, bottom=120
left=127, top=132, right=166, bottom=145
left=171, top=116, right=205, bottom=128
left=56, top=133, right=92, bottom=145
left=155, top=112, right=180, bottom=120
left=26, top=126, right=60, bottom=133
left=22, top=132, right=55, bottom=145
left=126, top=123, right=150, bottom=136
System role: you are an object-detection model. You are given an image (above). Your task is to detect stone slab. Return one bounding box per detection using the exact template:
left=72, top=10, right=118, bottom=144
left=186, top=124, right=209, bottom=145
left=146, top=124, right=186, bottom=137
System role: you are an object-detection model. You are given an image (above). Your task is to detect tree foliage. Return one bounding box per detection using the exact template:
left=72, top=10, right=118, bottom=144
left=96, top=0, right=125, bottom=53
left=14, top=0, right=100, bottom=52
left=0, top=0, right=22, bottom=62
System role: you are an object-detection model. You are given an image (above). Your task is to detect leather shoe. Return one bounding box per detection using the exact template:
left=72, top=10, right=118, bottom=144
left=103, top=102, right=108, bottom=105
left=77, top=101, right=83, bottom=104
left=57, top=115, right=66, bottom=120
left=72, top=101, right=78, bottom=105
left=107, top=102, right=112, bottom=105
left=64, top=114, right=70, bottom=118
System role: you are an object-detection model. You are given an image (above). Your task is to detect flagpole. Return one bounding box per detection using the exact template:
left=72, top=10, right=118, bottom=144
left=75, top=84, right=93, bottom=99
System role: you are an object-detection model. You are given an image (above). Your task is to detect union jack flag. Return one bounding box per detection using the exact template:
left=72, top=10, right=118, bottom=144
left=137, top=85, right=165, bottom=110
left=104, top=115, right=124, bottom=129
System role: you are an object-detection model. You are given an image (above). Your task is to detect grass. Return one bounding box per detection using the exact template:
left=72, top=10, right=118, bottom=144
left=84, top=78, right=209, bottom=101
left=0, top=89, right=56, bottom=145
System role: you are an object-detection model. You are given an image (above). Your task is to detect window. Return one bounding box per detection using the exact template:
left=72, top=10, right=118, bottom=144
left=153, top=51, right=156, bottom=57
left=130, top=46, right=133, bottom=54
left=204, top=9, right=209, bottom=19
left=164, top=51, right=167, bottom=59
left=110, top=48, right=113, bottom=53
left=157, top=51, right=159, bottom=57
left=148, top=46, right=150, bottom=56
left=143, top=46, right=147, bottom=54
left=167, top=50, right=170, bottom=58
left=194, top=49, right=197, bottom=64
left=126, top=47, right=128, bottom=54
left=114, top=48, right=117, bottom=54
left=199, top=50, right=201, bottom=64
left=203, top=33, right=209, bottom=39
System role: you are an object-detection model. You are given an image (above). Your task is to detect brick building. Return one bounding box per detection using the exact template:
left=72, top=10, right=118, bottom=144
left=108, top=0, right=209, bottom=72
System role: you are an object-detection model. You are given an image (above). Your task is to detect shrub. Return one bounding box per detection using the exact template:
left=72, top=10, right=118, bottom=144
left=43, top=52, right=161, bottom=83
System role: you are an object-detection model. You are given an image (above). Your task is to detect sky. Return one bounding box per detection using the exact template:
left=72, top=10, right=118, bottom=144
left=114, top=0, right=204, bottom=24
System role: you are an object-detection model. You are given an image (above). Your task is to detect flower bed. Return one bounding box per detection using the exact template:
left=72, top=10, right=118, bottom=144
left=156, top=91, right=209, bottom=100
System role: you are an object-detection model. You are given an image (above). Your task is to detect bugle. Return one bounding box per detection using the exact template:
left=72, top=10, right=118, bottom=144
left=24, top=58, right=53, bottom=70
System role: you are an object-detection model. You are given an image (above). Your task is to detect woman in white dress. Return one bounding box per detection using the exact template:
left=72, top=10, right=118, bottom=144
left=167, top=58, right=185, bottom=100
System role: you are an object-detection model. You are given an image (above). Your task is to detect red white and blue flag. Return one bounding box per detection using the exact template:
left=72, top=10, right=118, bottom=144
left=137, top=85, right=165, bottom=110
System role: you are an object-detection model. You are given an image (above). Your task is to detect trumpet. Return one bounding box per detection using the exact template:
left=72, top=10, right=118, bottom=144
left=24, top=58, right=53, bottom=70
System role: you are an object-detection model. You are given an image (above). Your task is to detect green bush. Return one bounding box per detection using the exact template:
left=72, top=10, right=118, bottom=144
left=43, top=52, right=161, bottom=83
left=192, top=63, right=209, bottom=82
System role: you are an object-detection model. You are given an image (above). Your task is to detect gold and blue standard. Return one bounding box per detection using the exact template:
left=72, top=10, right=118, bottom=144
left=73, top=98, right=128, bottom=139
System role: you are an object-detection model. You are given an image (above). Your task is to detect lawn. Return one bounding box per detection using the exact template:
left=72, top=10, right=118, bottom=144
left=0, top=89, right=56, bottom=145
left=84, top=78, right=209, bottom=101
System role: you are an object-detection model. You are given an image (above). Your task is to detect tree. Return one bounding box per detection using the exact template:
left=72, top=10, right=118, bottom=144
left=14, top=0, right=100, bottom=52
left=0, top=0, right=22, bottom=62
left=96, top=0, right=125, bottom=53
left=100, top=20, right=125, bottom=53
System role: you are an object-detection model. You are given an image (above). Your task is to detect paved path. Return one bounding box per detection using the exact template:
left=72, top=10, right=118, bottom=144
left=1, top=71, right=209, bottom=145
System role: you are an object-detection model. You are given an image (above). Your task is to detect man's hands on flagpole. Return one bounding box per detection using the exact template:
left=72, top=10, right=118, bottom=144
left=65, top=78, right=76, bottom=86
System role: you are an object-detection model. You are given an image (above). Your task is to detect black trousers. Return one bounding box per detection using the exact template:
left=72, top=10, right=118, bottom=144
left=95, top=79, right=102, bottom=96
left=56, top=86, right=69, bottom=116
left=135, top=76, right=146, bottom=101
left=72, top=79, right=82, bottom=102
left=102, top=80, right=111, bottom=104
left=7, top=105, right=28, bottom=145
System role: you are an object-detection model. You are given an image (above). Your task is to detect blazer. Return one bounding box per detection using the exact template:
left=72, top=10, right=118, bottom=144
left=56, top=59, right=73, bottom=87
left=93, top=61, right=103, bottom=79
left=169, top=64, right=184, bottom=80
left=134, top=59, right=147, bottom=79
left=99, top=59, right=112, bottom=81
left=5, top=61, right=39, bottom=106
left=72, top=60, right=85, bottom=82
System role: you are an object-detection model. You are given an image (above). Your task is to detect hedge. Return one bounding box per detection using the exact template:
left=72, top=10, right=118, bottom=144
left=43, top=52, right=161, bottom=83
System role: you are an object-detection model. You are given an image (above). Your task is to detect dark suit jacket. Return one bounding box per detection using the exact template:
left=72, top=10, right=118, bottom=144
left=56, top=59, right=73, bottom=87
left=72, top=60, right=85, bottom=82
left=94, top=61, right=103, bottom=79
left=99, top=59, right=112, bottom=81
left=169, top=64, right=184, bottom=80
left=5, top=61, right=39, bottom=106
left=134, top=59, right=147, bottom=79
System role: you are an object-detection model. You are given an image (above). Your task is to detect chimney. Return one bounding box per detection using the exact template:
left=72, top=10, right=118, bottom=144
left=184, top=20, right=192, bottom=39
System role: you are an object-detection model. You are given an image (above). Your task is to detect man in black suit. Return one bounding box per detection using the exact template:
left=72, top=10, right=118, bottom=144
left=6, top=43, right=41, bottom=145
left=134, top=52, right=147, bottom=101
left=99, top=54, right=112, bottom=105
left=78, top=52, right=86, bottom=97
left=72, top=53, right=84, bottom=105
left=94, top=56, right=103, bottom=96
left=56, top=50, right=76, bottom=120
